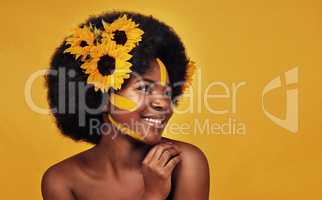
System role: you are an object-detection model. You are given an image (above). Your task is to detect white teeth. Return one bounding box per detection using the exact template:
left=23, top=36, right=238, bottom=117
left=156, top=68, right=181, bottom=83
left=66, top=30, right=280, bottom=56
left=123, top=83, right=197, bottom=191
left=143, top=118, right=162, bottom=125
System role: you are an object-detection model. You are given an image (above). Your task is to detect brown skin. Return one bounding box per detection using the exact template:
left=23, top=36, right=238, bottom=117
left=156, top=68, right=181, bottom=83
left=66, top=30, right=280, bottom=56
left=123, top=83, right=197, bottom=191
left=41, top=60, right=210, bottom=200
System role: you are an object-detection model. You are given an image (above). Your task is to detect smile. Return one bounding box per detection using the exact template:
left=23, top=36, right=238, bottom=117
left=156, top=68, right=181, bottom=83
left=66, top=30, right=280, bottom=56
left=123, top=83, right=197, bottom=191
left=141, top=116, right=166, bottom=129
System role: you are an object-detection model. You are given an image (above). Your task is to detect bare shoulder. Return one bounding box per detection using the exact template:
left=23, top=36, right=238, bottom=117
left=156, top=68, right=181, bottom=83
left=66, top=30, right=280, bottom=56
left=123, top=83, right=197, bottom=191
left=161, top=137, right=210, bottom=199
left=161, top=137, right=209, bottom=166
left=41, top=151, right=87, bottom=199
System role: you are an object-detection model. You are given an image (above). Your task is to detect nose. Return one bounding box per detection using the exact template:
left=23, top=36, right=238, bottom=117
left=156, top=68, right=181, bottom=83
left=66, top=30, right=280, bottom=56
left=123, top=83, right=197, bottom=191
left=151, top=98, right=167, bottom=111
left=149, top=93, right=171, bottom=112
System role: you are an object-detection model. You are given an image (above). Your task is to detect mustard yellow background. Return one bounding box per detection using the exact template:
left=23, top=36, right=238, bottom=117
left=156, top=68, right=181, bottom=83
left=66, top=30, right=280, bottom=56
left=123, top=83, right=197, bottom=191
left=1, top=0, right=322, bottom=199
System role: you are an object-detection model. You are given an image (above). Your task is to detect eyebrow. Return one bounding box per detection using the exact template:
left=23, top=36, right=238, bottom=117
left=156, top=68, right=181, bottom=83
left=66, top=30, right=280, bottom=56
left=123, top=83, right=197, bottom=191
left=136, top=78, right=170, bottom=87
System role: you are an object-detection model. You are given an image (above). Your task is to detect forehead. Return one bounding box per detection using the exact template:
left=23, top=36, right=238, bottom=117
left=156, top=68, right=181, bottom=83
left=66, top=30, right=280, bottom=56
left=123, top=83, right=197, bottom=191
left=130, top=59, right=170, bottom=85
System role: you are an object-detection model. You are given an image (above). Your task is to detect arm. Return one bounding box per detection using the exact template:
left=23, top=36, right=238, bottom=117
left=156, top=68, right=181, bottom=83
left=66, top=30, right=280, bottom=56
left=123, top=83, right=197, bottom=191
left=41, top=167, right=75, bottom=200
left=171, top=143, right=210, bottom=200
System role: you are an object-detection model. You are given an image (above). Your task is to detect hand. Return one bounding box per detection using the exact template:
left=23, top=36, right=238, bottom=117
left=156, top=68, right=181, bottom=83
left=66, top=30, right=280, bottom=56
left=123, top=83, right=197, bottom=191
left=141, top=142, right=182, bottom=200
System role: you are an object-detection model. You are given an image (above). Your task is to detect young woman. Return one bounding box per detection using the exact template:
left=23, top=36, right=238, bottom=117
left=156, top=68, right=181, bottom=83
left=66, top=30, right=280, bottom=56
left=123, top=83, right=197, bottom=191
left=41, top=11, right=210, bottom=200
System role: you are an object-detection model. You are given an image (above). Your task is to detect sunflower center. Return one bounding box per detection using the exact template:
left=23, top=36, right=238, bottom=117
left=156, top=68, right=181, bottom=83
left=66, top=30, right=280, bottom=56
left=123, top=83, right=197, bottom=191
left=94, top=35, right=103, bottom=45
left=113, top=30, right=127, bottom=45
left=97, top=55, right=115, bottom=76
left=80, top=40, right=88, bottom=47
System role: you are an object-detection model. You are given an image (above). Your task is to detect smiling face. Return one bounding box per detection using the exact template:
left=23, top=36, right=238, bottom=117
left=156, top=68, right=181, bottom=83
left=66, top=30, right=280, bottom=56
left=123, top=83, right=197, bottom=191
left=106, top=58, right=173, bottom=145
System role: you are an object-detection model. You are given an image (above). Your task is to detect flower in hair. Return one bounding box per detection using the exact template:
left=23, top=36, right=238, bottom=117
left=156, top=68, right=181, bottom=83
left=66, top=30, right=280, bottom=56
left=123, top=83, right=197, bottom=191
left=63, top=15, right=144, bottom=92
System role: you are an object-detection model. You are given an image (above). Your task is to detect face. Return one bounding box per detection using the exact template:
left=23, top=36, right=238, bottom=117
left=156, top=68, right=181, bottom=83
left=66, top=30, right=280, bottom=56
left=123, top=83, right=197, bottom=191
left=106, top=59, right=173, bottom=145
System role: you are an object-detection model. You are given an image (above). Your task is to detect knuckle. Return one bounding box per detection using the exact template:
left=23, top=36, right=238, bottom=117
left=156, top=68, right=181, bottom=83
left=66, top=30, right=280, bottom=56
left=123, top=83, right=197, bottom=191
left=157, top=170, right=167, bottom=179
left=143, top=162, right=152, bottom=169
left=142, top=160, right=148, bottom=165
left=163, top=150, right=170, bottom=158
left=172, top=156, right=180, bottom=164
left=148, top=164, right=155, bottom=170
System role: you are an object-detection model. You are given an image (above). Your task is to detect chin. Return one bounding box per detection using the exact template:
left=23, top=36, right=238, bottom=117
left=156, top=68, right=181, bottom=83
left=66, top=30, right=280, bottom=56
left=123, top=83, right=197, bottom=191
left=143, top=132, right=163, bottom=145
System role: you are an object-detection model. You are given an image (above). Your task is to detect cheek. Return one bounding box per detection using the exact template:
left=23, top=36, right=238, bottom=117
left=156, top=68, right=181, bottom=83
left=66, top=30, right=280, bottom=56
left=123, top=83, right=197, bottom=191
left=109, top=93, right=147, bottom=123
left=110, top=93, right=146, bottom=112
left=109, top=93, right=138, bottom=112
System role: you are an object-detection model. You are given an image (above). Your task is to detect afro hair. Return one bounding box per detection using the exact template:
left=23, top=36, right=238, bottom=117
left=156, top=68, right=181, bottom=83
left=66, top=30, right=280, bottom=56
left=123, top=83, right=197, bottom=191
left=46, top=11, right=190, bottom=144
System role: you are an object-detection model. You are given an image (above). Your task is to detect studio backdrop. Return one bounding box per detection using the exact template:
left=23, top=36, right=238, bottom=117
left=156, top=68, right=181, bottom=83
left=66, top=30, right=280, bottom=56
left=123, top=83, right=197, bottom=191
left=1, top=0, right=322, bottom=199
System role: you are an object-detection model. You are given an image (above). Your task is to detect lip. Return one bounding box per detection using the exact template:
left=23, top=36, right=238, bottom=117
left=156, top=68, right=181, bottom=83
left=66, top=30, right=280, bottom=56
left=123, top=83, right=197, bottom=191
left=141, top=114, right=166, bottom=121
left=140, top=114, right=167, bottom=129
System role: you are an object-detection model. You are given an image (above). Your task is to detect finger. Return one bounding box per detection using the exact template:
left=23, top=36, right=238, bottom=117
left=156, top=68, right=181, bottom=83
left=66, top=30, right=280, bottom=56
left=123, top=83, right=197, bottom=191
left=162, top=142, right=181, bottom=153
left=158, top=147, right=180, bottom=167
left=142, top=145, right=159, bottom=164
left=152, top=144, right=175, bottom=162
left=142, top=143, right=173, bottom=164
left=164, top=154, right=182, bottom=173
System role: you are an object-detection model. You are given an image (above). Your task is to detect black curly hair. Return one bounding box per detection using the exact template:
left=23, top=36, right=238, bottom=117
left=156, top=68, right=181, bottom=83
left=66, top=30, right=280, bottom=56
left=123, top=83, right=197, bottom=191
left=46, top=11, right=190, bottom=144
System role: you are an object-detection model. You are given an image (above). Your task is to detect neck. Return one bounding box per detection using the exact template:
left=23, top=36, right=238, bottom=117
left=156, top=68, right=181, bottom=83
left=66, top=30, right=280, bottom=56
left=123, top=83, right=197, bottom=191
left=88, top=132, right=152, bottom=178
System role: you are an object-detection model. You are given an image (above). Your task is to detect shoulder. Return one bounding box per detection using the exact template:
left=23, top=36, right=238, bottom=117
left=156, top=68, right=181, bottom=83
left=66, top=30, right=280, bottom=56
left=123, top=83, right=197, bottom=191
left=161, top=137, right=210, bottom=199
left=42, top=159, right=74, bottom=185
left=41, top=153, right=86, bottom=199
left=161, top=137, right=209, bottom=167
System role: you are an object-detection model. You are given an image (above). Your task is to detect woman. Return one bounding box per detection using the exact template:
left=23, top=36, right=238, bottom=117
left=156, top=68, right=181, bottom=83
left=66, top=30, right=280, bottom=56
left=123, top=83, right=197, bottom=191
left=42, top=11, right=210, bottom=200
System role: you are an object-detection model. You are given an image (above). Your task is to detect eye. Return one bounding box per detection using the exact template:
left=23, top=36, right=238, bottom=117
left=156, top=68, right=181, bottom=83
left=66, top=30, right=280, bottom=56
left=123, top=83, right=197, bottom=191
left=164, top=87, right=172, bottom=97
left=165, top=91, right=171, bottom=97
left=136, top=83, right=152, bottom=94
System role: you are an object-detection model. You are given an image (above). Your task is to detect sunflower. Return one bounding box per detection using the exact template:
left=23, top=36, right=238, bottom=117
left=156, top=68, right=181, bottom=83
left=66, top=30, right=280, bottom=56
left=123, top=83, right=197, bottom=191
left=101, top=15, right=144, bottom=52
left=182, top=60, right=197, bottom=92
left=63, top=15, right=145, bottom=92
left=80, top=41, right=133, bottom=92
left=63, top=25, right=97, bottom=61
